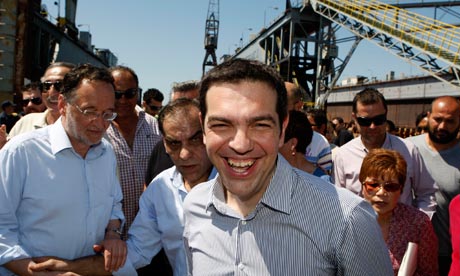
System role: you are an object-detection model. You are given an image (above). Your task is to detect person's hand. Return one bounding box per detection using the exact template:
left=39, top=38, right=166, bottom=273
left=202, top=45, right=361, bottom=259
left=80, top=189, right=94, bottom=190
left=30, top=257, right=71, bottom=272
left=0, top=124, right=7, bottom=148
left=93, top=237, right=127, bottom=272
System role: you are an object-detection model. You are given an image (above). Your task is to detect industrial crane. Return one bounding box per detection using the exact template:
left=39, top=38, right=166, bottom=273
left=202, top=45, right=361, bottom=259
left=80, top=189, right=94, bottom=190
left=202, top=0, right=220, bottom=75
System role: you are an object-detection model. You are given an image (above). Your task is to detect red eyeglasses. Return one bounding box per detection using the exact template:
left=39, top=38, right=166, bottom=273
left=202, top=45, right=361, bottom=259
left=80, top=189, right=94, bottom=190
left=362, top=180, right=402, bottom=193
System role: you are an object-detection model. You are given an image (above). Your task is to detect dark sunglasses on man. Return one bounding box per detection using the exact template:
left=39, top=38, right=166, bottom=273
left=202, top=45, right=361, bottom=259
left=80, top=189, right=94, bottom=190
left=356, top=114, right=387, bottom=127
left=115, top=88, right=138, bottom=99
left=21, top=97, right=43, bottom=106
left=41, top=81, right=63, bottom=92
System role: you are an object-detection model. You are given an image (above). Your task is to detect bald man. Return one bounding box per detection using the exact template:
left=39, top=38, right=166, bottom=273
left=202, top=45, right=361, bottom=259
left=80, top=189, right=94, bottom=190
left=407, top=96, right=460, bottom=275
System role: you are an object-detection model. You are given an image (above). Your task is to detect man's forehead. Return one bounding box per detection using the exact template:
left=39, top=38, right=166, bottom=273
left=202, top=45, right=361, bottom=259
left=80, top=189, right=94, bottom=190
left=23, top=89, right=41, bottom=95
left=44, top=67, right=69, bottom=78
left=356, top=101, right=385, bottom=111
left=165, top=126, right=202, bottom=141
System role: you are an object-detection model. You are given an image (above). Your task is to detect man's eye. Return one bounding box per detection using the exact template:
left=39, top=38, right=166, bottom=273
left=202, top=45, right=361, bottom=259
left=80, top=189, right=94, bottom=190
left=166, top=140, right=180, bottom=148
left=190, top=136, right=203, bottom=145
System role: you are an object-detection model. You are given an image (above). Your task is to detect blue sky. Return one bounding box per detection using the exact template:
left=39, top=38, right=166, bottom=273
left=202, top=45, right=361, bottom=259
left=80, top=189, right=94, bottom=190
left=41, top=0, right=454, bottom=100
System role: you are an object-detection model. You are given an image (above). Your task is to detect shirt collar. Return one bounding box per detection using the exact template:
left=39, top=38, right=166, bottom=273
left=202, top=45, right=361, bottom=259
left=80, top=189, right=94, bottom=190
left=50, top=117, right=106, bottom=157
left=172, top=166, right=218, bottom=192
left=206, top=155, right=292, bottom=216
left=50, top=117, right=73, bottom=155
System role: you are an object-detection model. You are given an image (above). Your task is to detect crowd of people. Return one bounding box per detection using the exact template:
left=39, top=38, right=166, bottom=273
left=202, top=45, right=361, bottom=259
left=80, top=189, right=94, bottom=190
left=0, top=58, right=458, bottom=276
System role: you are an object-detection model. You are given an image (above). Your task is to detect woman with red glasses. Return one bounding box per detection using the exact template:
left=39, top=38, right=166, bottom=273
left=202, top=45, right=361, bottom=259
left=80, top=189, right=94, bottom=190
left=360, top=148, right=438, bottom=275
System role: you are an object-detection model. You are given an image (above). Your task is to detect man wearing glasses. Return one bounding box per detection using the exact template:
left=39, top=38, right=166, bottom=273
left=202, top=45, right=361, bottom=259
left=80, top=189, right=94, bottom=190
left=332, top=87, right=437, bottom=215
left=107, top=66, right=162, bottom=239
left=0, top=64, right=126, bottom=275
left=142, top=88, right=164, bottom=117
left=8, top=62, right=75, bottom=138
left=20, top=82, right=46, bottom=115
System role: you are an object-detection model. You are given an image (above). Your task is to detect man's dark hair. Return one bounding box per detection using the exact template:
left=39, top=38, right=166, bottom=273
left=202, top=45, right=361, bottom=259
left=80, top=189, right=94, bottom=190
left=109, top=65, right=139, bottom=87
left=21, top=82, right=42, bottom=93
left=158, top=98, right=200, bottom=135
left=386, top=119, right=396, bottom=132
left=143, top=88, right=164, bottom=103
left=61, top=64, right=114, bottom=102
left=332, top=116, right=344, bottom=124
left=288, top=85, right=305, bottom=105
left=199, top=59, right=287, bottom=131
left=352, top=87, right=387, bottom=114
left=172, top=80, right=200, bottom=93
left=284, top=110, right=312, bottom=154
left=415, top=111, right=428, bottom=127
left=306, top=108, right=328, bottom=128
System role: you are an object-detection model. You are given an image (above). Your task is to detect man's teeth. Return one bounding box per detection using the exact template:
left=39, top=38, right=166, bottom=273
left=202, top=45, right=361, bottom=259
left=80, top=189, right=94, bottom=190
left=228, top=159, right=254, bottom=168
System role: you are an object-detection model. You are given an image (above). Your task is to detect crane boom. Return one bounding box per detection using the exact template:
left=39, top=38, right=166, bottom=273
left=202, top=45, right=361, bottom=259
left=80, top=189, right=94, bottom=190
left=202, top=0, right=220, bottom=75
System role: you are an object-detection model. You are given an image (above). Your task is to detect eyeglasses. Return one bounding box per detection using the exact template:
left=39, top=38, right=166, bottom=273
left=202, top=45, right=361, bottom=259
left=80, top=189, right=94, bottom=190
left=42, top=81, right=63, bottom=91
left=362, top=180, right=402, bottom=193
left=114, top=88, right=138, bottom=99
left=356, top=114, right=387, bottom=127
left=149, top=105, right=162, bottom=111
left=21, top=97, right=43, bottom=106
left=72, top=104, right=117, bottom=122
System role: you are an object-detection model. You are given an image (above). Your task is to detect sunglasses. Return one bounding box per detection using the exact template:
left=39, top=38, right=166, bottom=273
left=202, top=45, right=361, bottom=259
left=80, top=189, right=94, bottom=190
left=22, top=97, right=43, bottom=106
left=115, top=88, right=138, bottom=99
left=356, top=114, right=387, bottom=127
left=42, top=81, right=63, bottom=91
left=362, top=180, right=402, bottom=193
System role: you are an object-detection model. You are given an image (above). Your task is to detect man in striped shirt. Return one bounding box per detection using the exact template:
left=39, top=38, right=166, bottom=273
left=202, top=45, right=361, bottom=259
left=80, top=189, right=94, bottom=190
left=183, top=59, right=393, bottom=275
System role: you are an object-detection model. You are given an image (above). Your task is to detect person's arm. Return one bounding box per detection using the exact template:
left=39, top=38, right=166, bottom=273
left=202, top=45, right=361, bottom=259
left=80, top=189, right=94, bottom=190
left=0, top=124, right=7, bottom=149
left=30, top=256, right=108, bottom=276
left=100, top=219, right=126, bottom=272
left=4, top=258, right=81, bottom=276
left=338, top=200, right=393, bottom=275
left=0, top=145, right=33, bottom=271
left=409, top=146, right=437, bottom=213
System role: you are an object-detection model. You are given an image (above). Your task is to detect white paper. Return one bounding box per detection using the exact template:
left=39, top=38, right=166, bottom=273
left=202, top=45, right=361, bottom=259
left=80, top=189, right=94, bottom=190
left=398, top=242, right=418, bottom=276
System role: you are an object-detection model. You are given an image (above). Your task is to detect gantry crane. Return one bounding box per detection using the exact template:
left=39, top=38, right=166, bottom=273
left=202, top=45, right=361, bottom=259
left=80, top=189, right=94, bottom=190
left=202, top=0, right=219, bottom=75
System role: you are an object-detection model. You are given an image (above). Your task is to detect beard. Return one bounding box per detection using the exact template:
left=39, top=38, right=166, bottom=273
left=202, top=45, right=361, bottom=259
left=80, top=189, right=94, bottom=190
left=428, top=125, right=459, bottom=144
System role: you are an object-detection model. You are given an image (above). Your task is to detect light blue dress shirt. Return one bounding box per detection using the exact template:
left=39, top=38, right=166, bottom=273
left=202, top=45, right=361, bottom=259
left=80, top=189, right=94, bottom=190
left=115, top=166, right=217, bottom=276
left=0, top=118, right=124, bottom=275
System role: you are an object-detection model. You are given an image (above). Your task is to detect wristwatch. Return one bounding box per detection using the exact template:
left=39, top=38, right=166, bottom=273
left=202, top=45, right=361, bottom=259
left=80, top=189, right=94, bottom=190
left=106, top=227, right=122, bottom=236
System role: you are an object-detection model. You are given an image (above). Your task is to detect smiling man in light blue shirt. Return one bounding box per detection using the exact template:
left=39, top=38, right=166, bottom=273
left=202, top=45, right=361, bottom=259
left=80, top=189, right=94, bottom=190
left=115, top=98, right=215, bottom=276
left=0, top=64, right=125, bottom=275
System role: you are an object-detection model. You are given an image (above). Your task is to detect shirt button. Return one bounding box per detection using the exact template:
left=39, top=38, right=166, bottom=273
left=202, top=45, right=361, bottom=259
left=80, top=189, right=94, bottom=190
left=238, top=263, right=244, bottom=270
left=241, top=220, right=247, bottom=225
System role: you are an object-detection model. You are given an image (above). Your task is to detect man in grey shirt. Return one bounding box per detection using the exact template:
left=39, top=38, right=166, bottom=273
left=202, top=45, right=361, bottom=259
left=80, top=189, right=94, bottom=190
left=183, top=59, right=392, bottom=275
left=407, top=95, right=460, bottom=276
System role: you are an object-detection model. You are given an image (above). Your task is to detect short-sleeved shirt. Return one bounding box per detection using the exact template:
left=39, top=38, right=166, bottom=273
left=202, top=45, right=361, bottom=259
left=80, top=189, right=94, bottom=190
left=333, top=134, right=437, bottom=214
left=106, top=110, right=162, bottom=236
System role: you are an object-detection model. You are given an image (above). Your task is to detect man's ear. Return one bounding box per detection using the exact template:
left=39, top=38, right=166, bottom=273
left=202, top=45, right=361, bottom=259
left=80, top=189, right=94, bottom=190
left=199, top=112, right=206, bottom=145
left=290, top=137, right=298, bottom=152
left=58, top=94, right=66, bottom=116
left=279, top=115, right=289, bottom=148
